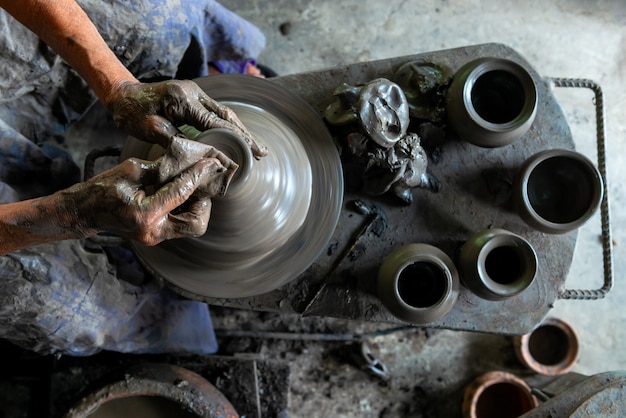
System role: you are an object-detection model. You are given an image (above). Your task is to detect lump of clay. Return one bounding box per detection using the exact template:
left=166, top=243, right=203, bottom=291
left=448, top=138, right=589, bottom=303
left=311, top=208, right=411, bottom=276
left=157, top=136, right=238, bottom=198
left=393, top=61, right=451, bottom=123
left=346, top=132, right=439, bottom=204
left=325, top=78, right=409, bottom=148
left=326, top=77, right=440, bottom=204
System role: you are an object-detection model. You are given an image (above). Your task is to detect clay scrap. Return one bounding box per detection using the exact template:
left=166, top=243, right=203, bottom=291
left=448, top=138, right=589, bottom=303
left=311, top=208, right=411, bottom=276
left=325, top=62, right=450, bottom=204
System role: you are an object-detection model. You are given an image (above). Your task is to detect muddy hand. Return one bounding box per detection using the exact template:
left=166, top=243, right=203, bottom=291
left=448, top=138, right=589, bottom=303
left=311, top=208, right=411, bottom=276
left=64, top=155, right=233, bottom=245
left=107, top=79, right=268, bottom=158
left=158, top=136, right=239, bottom=198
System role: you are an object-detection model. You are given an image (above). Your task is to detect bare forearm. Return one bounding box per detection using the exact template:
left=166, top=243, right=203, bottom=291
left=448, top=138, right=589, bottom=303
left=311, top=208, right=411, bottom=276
left=0, top=0, right=138, bottom=107
left=0, top=195, right=91, bottom=255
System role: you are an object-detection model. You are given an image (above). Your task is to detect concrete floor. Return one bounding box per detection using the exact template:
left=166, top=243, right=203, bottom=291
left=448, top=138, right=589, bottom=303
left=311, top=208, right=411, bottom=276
left=226, top=0, right=626, bottom=373
left=216, top=0, right=626, bottom=415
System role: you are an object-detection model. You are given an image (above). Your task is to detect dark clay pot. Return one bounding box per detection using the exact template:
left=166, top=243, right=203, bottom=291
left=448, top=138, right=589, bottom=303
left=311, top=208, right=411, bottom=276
left=458, top=228, right=537, bottom=301
left=514, top=149, right=603, bottom=234
left=446, top=57, right=538, bottom=148
left=377, top=243, right=460, bottom=324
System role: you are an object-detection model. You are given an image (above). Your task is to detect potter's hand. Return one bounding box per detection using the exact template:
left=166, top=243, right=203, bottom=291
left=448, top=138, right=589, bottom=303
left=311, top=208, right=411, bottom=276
left=65, top=158, right=219, bottom=245
left=106, top=79, right=268, bottom=158
left=64, top=137, right=238, bottom=246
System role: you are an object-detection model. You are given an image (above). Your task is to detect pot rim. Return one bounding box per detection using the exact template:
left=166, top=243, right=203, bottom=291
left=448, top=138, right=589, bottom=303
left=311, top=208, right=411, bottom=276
left=392, top=250, right=456, bottom=312
left=378, top=243, right=460, bottom=324
left=459, top=228, right=538, bottom=300
left=514, top=316, right=580, bottom=375
left=462, top=370, right=539, bottom=418
left=517, top=148, right=604, bottom=234
left=474, top=232, right=538, bottom=297
left=462, top=57, right=538, bottom=132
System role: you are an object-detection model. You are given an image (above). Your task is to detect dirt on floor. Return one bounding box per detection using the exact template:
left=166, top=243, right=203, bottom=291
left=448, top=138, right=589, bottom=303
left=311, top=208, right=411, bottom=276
left=209, top=306, right=527, bottom=418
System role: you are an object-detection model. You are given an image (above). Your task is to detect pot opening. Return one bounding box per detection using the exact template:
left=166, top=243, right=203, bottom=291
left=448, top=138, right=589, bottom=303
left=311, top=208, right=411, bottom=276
left=88, top=396, right=198, bottom=418
left=527, top=156, right=596, bottom=224
left=484, top=246, right=523, bottom=285
left=471, top=70, right=525, bottom=124
left=397, top=261, right=447, bottom=308
left=475, top=382, right=535, bottom=418
left=528, top=324, right=570, bottom=366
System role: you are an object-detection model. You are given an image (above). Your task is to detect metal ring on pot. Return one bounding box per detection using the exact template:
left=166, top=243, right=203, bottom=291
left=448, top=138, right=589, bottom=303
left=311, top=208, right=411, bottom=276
left=458, top=228, right=538, bottom=301
left=446, top=57, right=538, bottom=148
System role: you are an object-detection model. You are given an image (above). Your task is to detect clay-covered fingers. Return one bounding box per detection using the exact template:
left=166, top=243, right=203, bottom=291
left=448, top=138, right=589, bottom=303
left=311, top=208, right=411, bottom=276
left=136, top=114, right=181, bottom=149
left=65, top=156, right=232, bottom=245
left=108, top=82, right=178, bottom=149
left=109, top=79, right=268, bottom=158
left=112, top=157, right=161, bottom=188
left=161, top=80, right=268, bottom=159
left=145, top=158, right=231, bottom=241
left=193, top=90, right=269, bottom=159
left=157, top=136, right=239, bottom=190
left=167, top=196, right=213, bottom=238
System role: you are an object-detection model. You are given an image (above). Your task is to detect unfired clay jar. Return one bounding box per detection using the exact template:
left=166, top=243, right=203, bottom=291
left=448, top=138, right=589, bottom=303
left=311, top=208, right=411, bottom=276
left=514, top=149, right=603, bottom=234
left=446, top=57, right=538, bottom=147
left=457, top=228, right=537, bottom=301
left=513, top=316, right=580, bottom=376
left=462, top=371, right=538, bottom=418
left=377, top=243, right=459, bottom=324
left=158, top=126, right=311, bottom=270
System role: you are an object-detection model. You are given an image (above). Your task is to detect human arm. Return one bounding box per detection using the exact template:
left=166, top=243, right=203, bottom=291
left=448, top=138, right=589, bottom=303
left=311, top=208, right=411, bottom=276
left=0, top=138, right=237, bottom=255
left=0, top=0, right=267, bottom=155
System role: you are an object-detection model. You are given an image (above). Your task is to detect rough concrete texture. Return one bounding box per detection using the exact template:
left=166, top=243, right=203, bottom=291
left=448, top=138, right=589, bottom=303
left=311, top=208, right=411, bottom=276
left=215, top=0, right=626, bottom=415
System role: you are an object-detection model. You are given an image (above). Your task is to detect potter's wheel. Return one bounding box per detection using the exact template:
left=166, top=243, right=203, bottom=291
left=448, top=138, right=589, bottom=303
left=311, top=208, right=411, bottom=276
left=121, top=75, right=343, bottom=298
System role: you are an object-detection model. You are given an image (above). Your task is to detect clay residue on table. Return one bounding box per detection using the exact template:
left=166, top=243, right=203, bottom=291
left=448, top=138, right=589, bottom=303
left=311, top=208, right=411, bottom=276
left=325, top=76, right=441, bottom=204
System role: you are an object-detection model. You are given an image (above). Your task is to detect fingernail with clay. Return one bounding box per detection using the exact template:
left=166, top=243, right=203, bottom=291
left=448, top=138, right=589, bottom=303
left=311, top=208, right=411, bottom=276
left=196, top=158, right=238, bottom=198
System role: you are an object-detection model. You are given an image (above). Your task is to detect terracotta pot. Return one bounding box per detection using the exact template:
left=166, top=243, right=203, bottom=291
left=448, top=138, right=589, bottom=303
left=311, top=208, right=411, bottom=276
left=458, top=228, right=537, bottom=301
left=463, top=371, right=538, bottom=418
left=377, top=243, right=459, bottom=324
left=514, top=149, right=603, bottom=234
left=513, top=316, right=580, bottom=375
left=64, top=363, right=238, bottom=418
left=446, top=57, right=537, bottom=148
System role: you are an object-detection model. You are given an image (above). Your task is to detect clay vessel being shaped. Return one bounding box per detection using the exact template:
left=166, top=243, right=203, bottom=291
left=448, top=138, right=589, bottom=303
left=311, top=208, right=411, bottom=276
left=120, top=75, right=344, bottom=299
left=151, top=125, right=312, bottom=270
